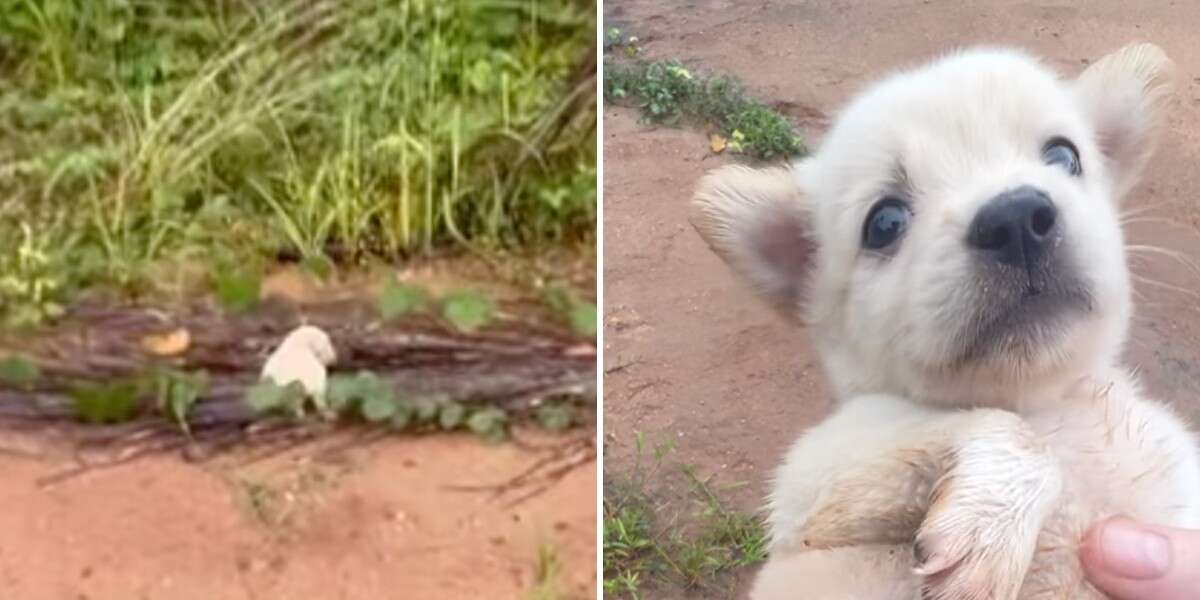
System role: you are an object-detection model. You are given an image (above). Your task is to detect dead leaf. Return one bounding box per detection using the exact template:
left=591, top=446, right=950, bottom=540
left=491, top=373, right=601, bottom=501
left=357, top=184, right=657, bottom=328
left=710, top=133, right=727, bottom=154
left=140, top=328, right=191, bottom=356
left=563, top=344, right=596, bottom=358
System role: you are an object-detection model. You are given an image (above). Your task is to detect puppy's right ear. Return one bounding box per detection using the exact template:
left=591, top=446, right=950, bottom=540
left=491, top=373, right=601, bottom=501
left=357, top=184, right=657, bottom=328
left=1073, top=43, right=1174, bottom=199
left=690, top=165, right=816, bottom=318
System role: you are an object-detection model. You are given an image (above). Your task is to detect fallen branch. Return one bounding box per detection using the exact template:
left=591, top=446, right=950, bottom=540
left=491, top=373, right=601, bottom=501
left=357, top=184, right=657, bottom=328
left=0, top=297, right=596, bottom=464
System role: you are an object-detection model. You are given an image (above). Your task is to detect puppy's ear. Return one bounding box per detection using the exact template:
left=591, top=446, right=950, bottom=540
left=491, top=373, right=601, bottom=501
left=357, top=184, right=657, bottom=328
left=1073, top=43, right=1174, bottom=198
left=690, top=165, right=816, bottom=318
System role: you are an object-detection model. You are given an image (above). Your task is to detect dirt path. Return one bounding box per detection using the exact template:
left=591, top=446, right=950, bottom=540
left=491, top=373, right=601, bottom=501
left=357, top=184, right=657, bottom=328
left=602, top=1, right=1200, bottom=596
left=0, top=430, right=596, bottom=599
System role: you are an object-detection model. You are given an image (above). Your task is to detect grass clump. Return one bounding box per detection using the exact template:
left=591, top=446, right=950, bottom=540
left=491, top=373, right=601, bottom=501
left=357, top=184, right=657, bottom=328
left=0, top=0, right=596, bottom=327
left=603, top=434, right=768, bottom=598
left=604, top=57, right=805, bottom=160
left=527, top=541, right=568, bottom=600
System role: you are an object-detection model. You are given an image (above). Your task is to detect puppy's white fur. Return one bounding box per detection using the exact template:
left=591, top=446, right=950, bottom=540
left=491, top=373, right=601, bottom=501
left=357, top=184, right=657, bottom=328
left=692, top=44, right=1200, bottom=599
left=260, top=325, right=337, bottom=409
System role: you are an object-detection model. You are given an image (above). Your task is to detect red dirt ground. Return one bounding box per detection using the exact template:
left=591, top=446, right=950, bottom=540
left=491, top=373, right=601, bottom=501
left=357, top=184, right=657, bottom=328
left=0, top=430, right=596, bottom=600
left=602, top=1, right=1200, bottom=597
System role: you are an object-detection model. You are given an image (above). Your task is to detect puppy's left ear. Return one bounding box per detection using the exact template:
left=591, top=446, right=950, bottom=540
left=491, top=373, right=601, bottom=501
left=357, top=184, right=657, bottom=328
left=690, top=164, right=816, bottom=320
left=1074, top=43, right=1175, bottom=198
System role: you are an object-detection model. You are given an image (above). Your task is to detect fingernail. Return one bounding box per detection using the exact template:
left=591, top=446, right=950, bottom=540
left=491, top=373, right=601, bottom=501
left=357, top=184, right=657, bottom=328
left=1097, top=518, right=1172, bottom=579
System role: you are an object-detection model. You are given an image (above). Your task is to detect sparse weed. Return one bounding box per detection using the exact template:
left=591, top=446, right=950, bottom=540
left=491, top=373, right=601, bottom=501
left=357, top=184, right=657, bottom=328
left=603, top=434, right=768, bottom=598
left=0, top=222, right=70, bottom=327
left=527, top=541, right=567, bottom=600
left=604, top=56, right=805, bottom=160
left=238, top=478, right=281, bottom=525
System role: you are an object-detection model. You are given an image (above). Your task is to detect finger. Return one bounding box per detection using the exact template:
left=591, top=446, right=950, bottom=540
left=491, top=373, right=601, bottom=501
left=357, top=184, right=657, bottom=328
left=1080, top=516, right=1200, bottom=600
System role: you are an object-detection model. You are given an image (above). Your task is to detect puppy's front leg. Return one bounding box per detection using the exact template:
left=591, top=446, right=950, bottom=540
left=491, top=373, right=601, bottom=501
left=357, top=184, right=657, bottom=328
left=913, top=410, right=1062, bottom=600
left=772, top=399, right=1061, bottom=600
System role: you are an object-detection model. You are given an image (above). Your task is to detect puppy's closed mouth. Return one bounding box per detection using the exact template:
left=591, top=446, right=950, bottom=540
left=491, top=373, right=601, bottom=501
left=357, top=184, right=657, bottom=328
left=953, top=270, right=1095, bottom=367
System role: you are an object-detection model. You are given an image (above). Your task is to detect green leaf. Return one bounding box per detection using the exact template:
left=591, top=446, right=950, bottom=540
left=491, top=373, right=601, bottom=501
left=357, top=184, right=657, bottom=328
left=328, top=371, right=398, bottom=421
left=244, top=380, right=305, bottom=416
left=542, top=286, right=595, bottom=338
left=72, top=381, right=141, bottom=424
left=466, top=407, right=508, bottom=442
left=0, top=355, right=39, bottom=388
left=213, top=269, right=262, bottom=313
left=244, top=381, right=283, bottom=413
left=568, top=302, right=597, bottom=338
left=326, top=373, right=363, bottom=412
left=379, top=280, right=427, bottom=320
left=154, top=369, right=207, bottom=436
left=441, top=290, right=496, bottom=332
left=360, top=387, right=397, bottom=423
left=302, top=255, right=335, bottom=280
left=414, top=396, right=441, bottom=423
left=389, top=400, right=414, bottom=431
left=542, top=285, right=574, bottom=314
left=355, top=371, right=390, bottom=397
left=536, top=403, right=574, bottom=431
left=438, top=401, right=466, bottom=430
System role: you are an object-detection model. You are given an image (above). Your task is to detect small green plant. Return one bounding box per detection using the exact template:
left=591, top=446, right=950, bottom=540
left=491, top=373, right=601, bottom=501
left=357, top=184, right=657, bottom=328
left=327, top=370, right=402, bottom=422
left=438, top=401, right=467, bottom=429
left=603, top=434, right=767, bottom=597
left=153, top=368, right=208, bottom=436
left=0, top=222, right=69, bottom=327
left=465, top=406, right=509, bottom=442
left=441, top=290, right=497, bottom=332
left=305, top=370, right=513, bottom=440
left=238, top=478, right=281, bottom=525
left=604, top=58, right=805, bottom=160
left=378, top=280, right=428, bottom=320
left=536, top=402, right=575, bottom=431
left=606, top=27, right=623, bottom=45
left=243, top=379, right=307, bottom=417
left=542, top=285, right=596, bottom=338
left=0, top=355, right=40, bottom=388
left=212, top=267, right=263, bottom=314
left=527, top=541, right=566, bottom=600
left=603, top=502, right=658, bottom=599
left=672, top=466, right=769, bottom=585
left=71, top=379, right=142, bottom=424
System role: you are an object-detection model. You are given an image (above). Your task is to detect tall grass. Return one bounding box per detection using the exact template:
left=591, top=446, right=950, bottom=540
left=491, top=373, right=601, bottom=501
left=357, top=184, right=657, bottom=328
left=0, top=0, right=595, bottom=325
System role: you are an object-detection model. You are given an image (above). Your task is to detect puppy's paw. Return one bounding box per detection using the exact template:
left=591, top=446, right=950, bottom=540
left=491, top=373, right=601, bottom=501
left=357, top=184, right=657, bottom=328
left=912, top=432, right=1061, bottom=600
left=913, top=507, right=1029, bottom=600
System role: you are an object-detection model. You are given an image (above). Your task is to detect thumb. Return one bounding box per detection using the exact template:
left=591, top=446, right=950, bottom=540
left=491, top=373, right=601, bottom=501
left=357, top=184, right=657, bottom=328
left=1080, top=516, right=1200, bottom=600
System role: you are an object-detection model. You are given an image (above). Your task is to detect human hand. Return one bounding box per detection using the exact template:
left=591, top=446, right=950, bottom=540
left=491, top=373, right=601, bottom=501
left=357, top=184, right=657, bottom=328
left=1081, top=516, right=1200, bottom=599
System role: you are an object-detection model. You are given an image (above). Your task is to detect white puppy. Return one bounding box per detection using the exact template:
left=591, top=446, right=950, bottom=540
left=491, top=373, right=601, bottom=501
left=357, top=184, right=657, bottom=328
left=260, top=324, right=337, bottom=412
left=691, top=44, right=1200, bottom=599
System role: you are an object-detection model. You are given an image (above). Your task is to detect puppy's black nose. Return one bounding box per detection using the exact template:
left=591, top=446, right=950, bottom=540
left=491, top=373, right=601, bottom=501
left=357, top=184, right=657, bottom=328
left=967, top=186, right=1057, bottom=268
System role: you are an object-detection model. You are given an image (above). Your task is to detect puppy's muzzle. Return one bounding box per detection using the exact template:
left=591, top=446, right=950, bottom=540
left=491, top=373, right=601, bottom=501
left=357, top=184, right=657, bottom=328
left=967, top=185, right=1058, bottom=272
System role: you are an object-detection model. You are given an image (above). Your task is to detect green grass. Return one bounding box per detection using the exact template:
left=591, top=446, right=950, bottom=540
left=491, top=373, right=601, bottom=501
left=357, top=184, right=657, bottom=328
left=238, top=478, right=281, bottom=526
left=0, top=0, right=595, bottom=327
left=603, top=434, right=768, bottom=599
left=527, top=541, right=568, bottom=600
left=603, top=35, right=805, bottom=161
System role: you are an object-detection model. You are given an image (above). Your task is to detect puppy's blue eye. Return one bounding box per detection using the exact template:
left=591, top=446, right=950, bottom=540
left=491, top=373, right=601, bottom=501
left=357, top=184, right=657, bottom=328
left=862, top=198, right=912, bottom=250
left=1042, top=137, right=1081, bottom=176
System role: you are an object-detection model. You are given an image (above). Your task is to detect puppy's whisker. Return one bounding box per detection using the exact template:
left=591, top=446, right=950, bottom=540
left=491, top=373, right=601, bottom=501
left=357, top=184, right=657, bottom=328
left=1130, top=273, right=1200, bottom=300
left=1126, top=244, right=1199, bottom=265
left=1126, top=246, right=1200, bottom=281
left=1120, top=216, right=1178, bottom=227
left=1119, top=201, right=1173, bottom=220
